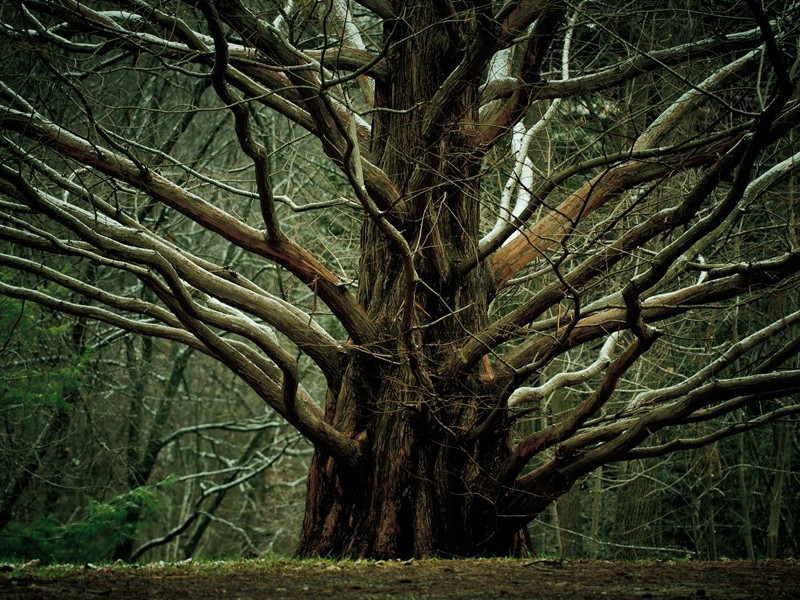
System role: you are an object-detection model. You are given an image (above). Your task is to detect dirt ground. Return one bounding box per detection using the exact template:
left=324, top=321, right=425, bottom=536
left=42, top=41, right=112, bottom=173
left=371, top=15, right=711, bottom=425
left=1, top=558, right=798, bottom=599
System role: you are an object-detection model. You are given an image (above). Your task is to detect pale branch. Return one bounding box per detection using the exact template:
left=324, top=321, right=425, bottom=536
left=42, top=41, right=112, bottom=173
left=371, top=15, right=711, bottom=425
left=467, top=129, right=748, bottom=281
left=0, top=211, right=175, bottom=294
left=482, top=5, right=580, bottom=250
left=150, top=257, right=303, bottom=425
left=678, top=390, right=799, bottom=428
left=0, top=199, right=29, bottom=212
left=445, top=140, right=749, bottom=380
left=16, top=3, right=103, bottom=52
left=535, top=386, right=800, bottom=468
left=5, top=177, right=244, bottom=320
left=155, top=419, right=283, bottom=452
left=628, top=134, right=791, bottom=301
left=500, top=251, right=800, bottom=382
left=0, top=163, right=345, bottom=383
left=633, top=49, right=760, bottom=151
left=508, top=331, right=622, bottom=408
left=486, top=130, right=747, bottom=287
left=624, top=308, right=800, bottom=412
left=476, top=3, right=566, bottom=148
left=272, top=0, right=294, bottom=30
left=479, top=26, right=765, bottom=105
left=529, top=249, right=800, bottom=338
left=486, top=47, right=512, bottom=84
left=140, top=250, right=363, bottom=470
left=501, top=332, right=655, bottom=483
left=574, top=119, right=799, bottom=298
left=0, top=279, right=208, bottom=354
left=8, top=129, right=360, bottom=213
left=0, top=80, right=35, bottom=112
left=557, top=370, right=800, bottom=481
left=621, top=73, right=794, bottom=312
left=324, top=0, right=375, bottom=106
left=0, top=168, right=364, bottom=467
left=1, top=136, right=348, bottom=340
left=742, top=148, right=800, bottom=204
left=0, top=219, right=166, bottom=294
left=504, top=94, right=793, bottom=360
left=510, top=373, right=800, bottom=510
left=0, top=104, right=378, bottom=344
left=619, top=404, right=800, bottom=460
left=0, top=252, right=182, bottom=329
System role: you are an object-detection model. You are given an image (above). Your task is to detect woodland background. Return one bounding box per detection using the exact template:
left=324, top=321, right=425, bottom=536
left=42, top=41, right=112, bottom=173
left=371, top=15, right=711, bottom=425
left=0, top=0, right=798, bottom=563
left=2, top=289, right=797, bottom=563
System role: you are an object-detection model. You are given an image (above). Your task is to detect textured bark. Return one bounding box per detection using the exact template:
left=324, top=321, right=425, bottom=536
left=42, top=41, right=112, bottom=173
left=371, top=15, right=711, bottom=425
left=297, top=5, right=521, bottom=558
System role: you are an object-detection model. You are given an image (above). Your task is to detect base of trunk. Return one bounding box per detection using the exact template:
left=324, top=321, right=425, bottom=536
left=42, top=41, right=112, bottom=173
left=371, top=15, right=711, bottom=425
left=297, top=439, right=532, bottom=559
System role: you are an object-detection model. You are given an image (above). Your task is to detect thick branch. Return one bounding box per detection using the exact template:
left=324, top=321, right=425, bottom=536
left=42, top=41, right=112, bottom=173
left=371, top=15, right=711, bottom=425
left=480, top=27, right=764, bottom=105
left=501, top=332, right=653, bottom=482
left=620, top=405, right=800, bottom=460
left=0, top=106, right=378, bottom=343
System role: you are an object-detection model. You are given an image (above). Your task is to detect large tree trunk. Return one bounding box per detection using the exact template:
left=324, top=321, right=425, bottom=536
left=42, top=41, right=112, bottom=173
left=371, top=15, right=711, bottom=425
left=297, top=6, right=525, bottom=558
left=296, top=384, right=521, bottom=557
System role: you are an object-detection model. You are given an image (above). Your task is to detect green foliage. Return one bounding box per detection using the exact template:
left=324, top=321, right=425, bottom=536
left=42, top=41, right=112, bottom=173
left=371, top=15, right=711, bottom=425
left=0, top=485, right=162, bottom=564
left=0, top=295, right=90, bottom=411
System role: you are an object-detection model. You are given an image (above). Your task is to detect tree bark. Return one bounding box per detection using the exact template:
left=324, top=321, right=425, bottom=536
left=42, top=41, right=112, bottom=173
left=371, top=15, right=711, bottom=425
left=297, top=4, right=524, bottom=558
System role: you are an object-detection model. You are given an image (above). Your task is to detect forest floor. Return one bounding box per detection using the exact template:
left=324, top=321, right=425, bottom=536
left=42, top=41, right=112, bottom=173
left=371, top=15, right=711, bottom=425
left=1, top=557, right=798, bottom=599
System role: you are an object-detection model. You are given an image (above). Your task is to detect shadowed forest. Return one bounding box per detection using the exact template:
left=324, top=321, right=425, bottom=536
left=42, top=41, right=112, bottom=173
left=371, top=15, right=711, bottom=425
left=0, top=0, right=799, bottom=574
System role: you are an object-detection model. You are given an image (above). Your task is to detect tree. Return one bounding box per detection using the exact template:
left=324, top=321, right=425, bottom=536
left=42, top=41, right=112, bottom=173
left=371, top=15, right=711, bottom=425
left=0, top=0, right=798, bottom=559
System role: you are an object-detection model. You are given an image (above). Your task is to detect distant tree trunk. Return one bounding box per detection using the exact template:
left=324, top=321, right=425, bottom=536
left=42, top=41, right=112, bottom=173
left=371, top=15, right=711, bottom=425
left=731, top=301, right=756, bottom=559
left=590, top=467, right=603, bottom=558
left=551, top=394, right=583, bottom=558
left=611, top=461, right=657, bottom=559
left=704, top=454, right=718, bottom=561
left=182, top=427, right=268, bottom=558
left=766, top=422, right=791, bottom=558
left=113, top=337, right=154, bottom=562
left=550, top=503, right=562, bottom=557
left=736, top=430, right=755, bottom=559
left=556, top=486, right=583, bottom=558
left=0, top=408, right=71, bottom=532
left=113, top=344, right=191, bottom=561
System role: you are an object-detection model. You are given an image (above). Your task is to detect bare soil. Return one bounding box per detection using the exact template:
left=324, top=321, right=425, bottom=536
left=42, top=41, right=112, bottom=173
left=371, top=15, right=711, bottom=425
left=1, top=558, right=798, bottom=599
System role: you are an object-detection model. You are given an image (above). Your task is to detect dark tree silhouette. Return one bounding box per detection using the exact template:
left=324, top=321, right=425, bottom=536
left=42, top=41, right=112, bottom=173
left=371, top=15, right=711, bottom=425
left=1, top=0, right=798, bottom=558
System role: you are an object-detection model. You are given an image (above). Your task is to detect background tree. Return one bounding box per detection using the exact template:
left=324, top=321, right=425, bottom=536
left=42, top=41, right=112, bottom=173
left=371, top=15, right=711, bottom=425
left=0, top=294, right=310, bottom=562
left=0, top=0, right=798, bottom=559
